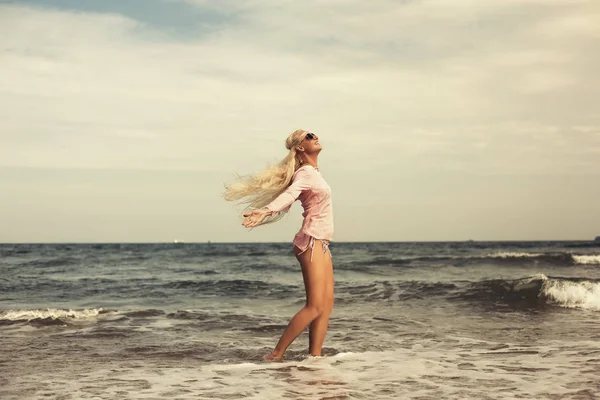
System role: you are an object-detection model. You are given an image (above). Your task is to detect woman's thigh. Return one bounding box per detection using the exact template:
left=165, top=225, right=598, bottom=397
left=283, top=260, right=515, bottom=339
left=324, top=248, right=334, bottom=303
left=295, top=240, right=332, bottom=308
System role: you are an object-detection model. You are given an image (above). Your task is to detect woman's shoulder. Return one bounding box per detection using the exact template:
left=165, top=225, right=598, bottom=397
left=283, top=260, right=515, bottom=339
left=292, top=165, right=318, bottom=182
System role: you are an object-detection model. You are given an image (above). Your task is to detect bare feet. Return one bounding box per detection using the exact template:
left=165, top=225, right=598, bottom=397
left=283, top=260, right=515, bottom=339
left=263, top=352, right=283, bottom=362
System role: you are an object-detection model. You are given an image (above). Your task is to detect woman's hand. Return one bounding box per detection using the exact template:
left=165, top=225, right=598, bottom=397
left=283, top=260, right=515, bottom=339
left=242, top=208, right=271, bottom=228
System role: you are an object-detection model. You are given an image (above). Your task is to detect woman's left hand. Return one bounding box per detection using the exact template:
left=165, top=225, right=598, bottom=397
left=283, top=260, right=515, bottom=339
left=242, top=209, right=270, bottom=228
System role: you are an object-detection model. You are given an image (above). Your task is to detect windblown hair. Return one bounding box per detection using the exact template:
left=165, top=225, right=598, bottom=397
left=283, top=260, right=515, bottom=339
left=223, top=129, right=307, bottom=225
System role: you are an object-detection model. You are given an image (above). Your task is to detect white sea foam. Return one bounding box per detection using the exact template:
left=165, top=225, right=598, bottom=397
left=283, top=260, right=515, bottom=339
left=522, top=272, right=548, bottom=282
left=0, top=308, right=104, bottom=321
left=511, top=274, right=600, bottom=311
left=10, top=340, right=599, bottom=400
left=572, top=255, right=600, bottom=264
left=485, top=252, right=600, bottom=265
left=543, top=280, right=600, bottom=310
left=487, top=251, right=543, bottom=258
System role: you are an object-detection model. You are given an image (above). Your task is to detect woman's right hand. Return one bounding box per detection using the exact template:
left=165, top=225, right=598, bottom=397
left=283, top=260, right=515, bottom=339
left=242, top=208, right=271, bottom=228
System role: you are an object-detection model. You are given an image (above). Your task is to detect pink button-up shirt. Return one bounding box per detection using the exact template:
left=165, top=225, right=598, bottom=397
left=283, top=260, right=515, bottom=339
left=265, top=165, right=334, bottom=245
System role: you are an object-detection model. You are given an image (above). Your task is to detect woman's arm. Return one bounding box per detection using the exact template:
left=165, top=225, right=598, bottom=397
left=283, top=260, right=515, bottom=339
left=264, top=167, right=314, bottom=213
left=242, top=168, right=313, bottom=228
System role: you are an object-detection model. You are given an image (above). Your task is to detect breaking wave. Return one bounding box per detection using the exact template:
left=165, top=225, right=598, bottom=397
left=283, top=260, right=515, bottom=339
left=0, top=308, right=105, bottom=325
left=571, top=255, right=600, bottom=265
left=483, top=252, right=600, bottom=265
left=460, top=274, right=600, bottom=311
left=365, top=252, right=600, bottom=267
left=336, top=275, right=600, bottom=311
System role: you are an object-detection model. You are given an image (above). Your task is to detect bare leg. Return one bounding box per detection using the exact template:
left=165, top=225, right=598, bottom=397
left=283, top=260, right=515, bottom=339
left=308, top=246, right=334, bottom=356
left=264, top=240, right=330, bottom=361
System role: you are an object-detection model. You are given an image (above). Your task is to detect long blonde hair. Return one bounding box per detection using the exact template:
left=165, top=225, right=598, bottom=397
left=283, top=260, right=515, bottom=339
left=223, top=129, right=307, bottom=225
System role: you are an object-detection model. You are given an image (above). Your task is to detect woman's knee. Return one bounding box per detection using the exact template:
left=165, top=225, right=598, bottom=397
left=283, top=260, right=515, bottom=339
left=304, top=302, right=326, bottom=317
left=322, top=296, right=334, bottom=314
left=309, top=296, right=333, bottom=314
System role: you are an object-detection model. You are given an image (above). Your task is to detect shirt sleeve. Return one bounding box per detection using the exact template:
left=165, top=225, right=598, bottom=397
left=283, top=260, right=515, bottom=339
left=265, top=168, right=314, bottom=213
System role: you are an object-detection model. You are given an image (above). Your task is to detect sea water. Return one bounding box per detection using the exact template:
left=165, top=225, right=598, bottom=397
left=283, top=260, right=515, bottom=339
left=1, top=241, right=599, bottom=399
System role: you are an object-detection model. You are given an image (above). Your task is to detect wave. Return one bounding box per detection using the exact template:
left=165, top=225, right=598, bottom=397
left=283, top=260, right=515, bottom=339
left=484, top=251, right=543, bottom=258
left=123, top=309, right=165, bottom=318
left=571, top=255, right=600, bottom=265
left=336, top=275, right=600, bottom=311
left=334, top=281, right=460, bottom=303
left=360, top=252, right=600, bottom=267
left=484, top=252, right=600, bottom=265
left=543, top=277, right=600, bottom=310
left=0, top=307, right=105, bottom=325
left=459, top=274, right=600, bottom=311
left=162, top=279, right=301, bottom=298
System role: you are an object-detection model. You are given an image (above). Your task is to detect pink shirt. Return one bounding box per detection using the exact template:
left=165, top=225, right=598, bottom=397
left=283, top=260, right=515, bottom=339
left=265, top=165, right=334, bottom=243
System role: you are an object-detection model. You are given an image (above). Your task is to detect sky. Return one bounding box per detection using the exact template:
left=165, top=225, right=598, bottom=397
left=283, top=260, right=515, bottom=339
left=1, top=0, right=599, bottom=243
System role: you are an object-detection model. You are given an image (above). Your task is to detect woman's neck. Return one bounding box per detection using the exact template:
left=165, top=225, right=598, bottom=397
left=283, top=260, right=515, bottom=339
left=300, top=155, right=319, bottom=169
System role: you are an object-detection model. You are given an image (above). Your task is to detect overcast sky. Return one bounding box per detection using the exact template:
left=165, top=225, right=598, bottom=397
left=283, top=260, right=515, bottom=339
left=1, top=0, right=599, bottom=243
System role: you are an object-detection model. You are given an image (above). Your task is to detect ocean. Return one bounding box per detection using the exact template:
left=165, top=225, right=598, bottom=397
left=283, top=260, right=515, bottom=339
left=1, top=241, right=599, bottom=399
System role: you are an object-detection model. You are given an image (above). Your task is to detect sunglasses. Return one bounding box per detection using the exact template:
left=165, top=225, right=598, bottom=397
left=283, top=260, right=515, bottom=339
left=303, top=132, right=317, bottom=141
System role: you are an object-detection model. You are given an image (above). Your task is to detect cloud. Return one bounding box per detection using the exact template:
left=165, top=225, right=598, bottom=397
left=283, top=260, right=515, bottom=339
left=0, top=0, right=598, bottom=176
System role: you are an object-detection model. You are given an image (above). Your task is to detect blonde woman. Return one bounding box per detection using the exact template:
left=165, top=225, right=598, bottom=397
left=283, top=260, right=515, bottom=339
left=224, top=129, right=334, bottom=361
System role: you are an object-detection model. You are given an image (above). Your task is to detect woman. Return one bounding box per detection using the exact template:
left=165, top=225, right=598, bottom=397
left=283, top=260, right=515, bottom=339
left=223, top=129, right=334, bottom=361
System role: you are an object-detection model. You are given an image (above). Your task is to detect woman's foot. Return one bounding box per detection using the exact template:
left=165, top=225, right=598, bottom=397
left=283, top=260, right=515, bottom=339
left=263, top=352, right=283, bottom=362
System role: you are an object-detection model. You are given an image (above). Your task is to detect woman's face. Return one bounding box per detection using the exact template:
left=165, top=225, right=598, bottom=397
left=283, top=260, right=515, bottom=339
left=298, top=131, right=322, bottom=153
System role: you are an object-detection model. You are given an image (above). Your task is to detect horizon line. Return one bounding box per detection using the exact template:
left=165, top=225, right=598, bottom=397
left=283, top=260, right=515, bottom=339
left=1, top=239, right=599, bottom=245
